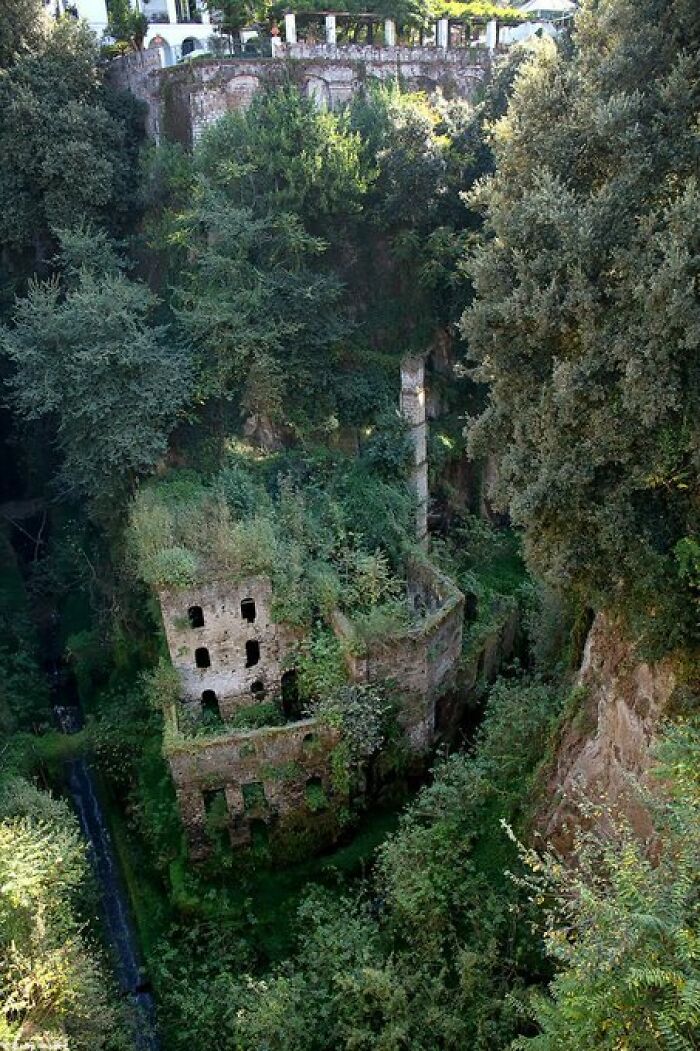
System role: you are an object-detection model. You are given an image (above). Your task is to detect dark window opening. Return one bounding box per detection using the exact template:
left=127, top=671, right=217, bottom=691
left=187, top=604, right=204, bottom=628
left=303, top=732, right=315, bottom=744
left=203, top=787, right=226, bottom=814
left=249, top=818, right=269, bottom=851
left=203, top=788, right=229, bottom=840
left=195, top=646, right=211, bottom=669
left=281, top=669, right=302, bottom=721
left=305, top=776, right=328, bottom=812
left=242, top=781, right=266, bottom=812
left=245, top=640, right=260, bottom=667
left=250, top=679, right=266, bottom=700
left=201, top=690, right=220, bottom=718
left=241, top=598, right=256, bottom=623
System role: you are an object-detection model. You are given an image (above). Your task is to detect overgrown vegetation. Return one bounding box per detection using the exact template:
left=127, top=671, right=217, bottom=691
left=128, top=452, right=418, bottom=637
left=0, top=779, right=133, bottom=1049
left=152, top=675, right=562, bottom=1049
left=462, top=0, right=700, bottom=656
left=0, top=1, right=698, bottom=1048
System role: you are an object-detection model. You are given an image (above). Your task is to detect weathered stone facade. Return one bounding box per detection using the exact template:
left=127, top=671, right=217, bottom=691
left=540, top=613, right=681, bottom=851
left=108, top=47, right=491, bottom=146
left=105, top=48, right=165, bottom=140
left=166, top=715, right=343, bottom=859
left=160, top=556, right=463, bottom=854
left=401, top=355, right=428, bottom=545
left=332, top=560, right=464, bottom=751
left=158, top=576, right=300, bottom=720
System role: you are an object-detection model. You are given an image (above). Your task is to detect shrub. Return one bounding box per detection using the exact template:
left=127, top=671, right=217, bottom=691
left=296, top=628, right=349, bottom=704
left=312, top=683, right=391, bottom=763
left=228, top=702, right=285, bottom=730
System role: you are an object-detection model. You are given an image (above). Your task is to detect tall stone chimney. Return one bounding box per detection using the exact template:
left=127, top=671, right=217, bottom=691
left=400, top=355, right=428, bottom=545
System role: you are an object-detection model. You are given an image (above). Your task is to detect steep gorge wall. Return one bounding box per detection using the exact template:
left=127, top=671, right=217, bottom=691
left=541, top=612, right=682, bottom=848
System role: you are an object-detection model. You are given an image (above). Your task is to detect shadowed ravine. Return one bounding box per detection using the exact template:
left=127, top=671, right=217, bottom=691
left=52, top=672, right=159, bottom=1050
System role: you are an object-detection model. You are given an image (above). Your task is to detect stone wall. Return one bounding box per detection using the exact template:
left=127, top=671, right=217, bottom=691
left=332, top=560, right=464, bottom=750
left=108, top=48, right=490, bottom=146
left=434, top=595, right=519, bottom=743
left=159, top=558, right=465, bottom=853
left=105, top=48, right=164, bottom=140
left=166, top=715, right=343, bottom=858
left=158, top=577, right=300, bottom=719
left=401, top=355, right=428, bottom=545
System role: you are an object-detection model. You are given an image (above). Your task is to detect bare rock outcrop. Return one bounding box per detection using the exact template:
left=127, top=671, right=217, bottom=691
left=541, top=612, right=679, bottom=848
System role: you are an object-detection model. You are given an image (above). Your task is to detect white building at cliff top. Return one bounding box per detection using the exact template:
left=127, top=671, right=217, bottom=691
left=47, top=0, right=218, bottom=63
left=49, top=0, right=558, bottom=67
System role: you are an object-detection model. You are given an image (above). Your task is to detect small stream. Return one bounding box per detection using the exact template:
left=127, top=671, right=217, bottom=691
left=52, top=667, right=159, bottom=1051
left=4, top=503, right=160, bottom=1049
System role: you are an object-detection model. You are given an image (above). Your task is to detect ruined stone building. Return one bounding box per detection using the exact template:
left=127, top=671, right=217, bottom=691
left=160, top=561, right=464, bottom=857
left=157, top=358, right=466, bottom=858
left=158, top=574, right=344, bottom=857
left=159, top=576, right=300, bottom=723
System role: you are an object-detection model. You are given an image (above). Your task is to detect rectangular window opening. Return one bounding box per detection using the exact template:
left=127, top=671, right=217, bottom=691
left=195, top=646, right=211, bottom=669
left=245, top=640, right=260, bottom=668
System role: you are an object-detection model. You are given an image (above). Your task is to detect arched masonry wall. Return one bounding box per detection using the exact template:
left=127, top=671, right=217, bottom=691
left=108, top=49, right=491, bottom=146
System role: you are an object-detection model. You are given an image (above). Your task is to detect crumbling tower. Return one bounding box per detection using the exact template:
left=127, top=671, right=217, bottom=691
left=400, top=355, right=429, bottom=545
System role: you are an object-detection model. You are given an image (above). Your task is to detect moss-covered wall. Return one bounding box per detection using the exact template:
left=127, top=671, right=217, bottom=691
left=332, top=560, right=465, bottom=750
left=166, top=717, right=343, bottom=859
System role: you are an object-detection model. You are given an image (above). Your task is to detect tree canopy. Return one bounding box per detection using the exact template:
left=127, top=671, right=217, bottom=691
left=0, top=17, right=144, bottom=278
left=462, top=0, right=700, bottom=653
left=0, top=0, right=47, bottom=68
left=1, top=231, right=192, bottom=510
left=0, top=779, right=130, bottom=1049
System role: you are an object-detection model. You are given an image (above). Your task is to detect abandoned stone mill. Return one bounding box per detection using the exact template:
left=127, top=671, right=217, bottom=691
left=153, top=357, right=504, bottom=860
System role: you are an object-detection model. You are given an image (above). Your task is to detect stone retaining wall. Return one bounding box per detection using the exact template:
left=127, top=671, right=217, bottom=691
left=108, top=48, right=491, bottom=145
left=105, top=48, right=164, bottom=140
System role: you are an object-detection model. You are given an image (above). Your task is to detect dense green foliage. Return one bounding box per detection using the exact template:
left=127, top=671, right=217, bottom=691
left=128, top=450, right=415, bottom=639
left=463, top=0, right=700, bottom=653
left=107, top=0, right=149, bottom=50
left=159, top=72, right=524, bottom=442
left=0, top=2, right=698, bottom=1049
left=0, top=18, right=144, bottom=287
left=152, top=676, right=561, bottom=1050
left=0, top=0, right=47, bottom=68
left=0, top=532, right=49, bottom=736
left=2, top=232, right=192, bottom=510
left=0, top=779, right=130, bottom=1049
left=514, top=719, right=700, bottom=1049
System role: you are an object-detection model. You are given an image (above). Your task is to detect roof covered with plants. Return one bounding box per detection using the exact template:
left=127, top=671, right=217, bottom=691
left=128, top=439, right=422, bottom=633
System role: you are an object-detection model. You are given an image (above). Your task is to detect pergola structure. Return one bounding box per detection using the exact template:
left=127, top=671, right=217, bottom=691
left=281, top=8, right=530, bottom=48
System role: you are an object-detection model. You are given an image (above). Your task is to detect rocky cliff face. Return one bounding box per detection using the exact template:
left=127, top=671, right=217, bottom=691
left=541, top=612, right=679, bottom=849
